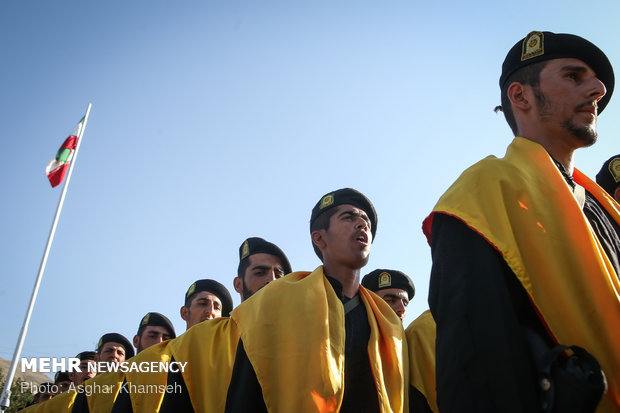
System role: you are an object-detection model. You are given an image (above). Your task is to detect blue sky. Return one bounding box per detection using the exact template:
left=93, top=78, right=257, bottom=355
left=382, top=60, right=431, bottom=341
left=2, top=0, right=620, bottom=371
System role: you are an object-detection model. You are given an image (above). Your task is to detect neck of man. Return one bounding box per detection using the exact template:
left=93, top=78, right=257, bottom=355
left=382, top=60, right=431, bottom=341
left=519, top=131, right=577, bottom=175
left=322, top=261, right=361, bottom=298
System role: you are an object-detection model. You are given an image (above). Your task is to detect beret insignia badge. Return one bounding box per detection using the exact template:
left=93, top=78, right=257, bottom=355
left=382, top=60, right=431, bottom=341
left=320, top=194, right=334, bottom=209
left=610, top=158, right=620, bottom=183
left=141, top=313, right=150, bottom=326
left=186, top=283, right=196, bottom=298
left=378, top=272, right=391, bottom=288
left=241, top=240, right=250, bottom=259
left=521, top=31, right=544, bottom=61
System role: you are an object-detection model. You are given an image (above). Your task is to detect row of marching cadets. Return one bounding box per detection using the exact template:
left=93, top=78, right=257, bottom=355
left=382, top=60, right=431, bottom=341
left=22, top=29, right=620, bottom=413
left=21, top=188, right=432, bottom=413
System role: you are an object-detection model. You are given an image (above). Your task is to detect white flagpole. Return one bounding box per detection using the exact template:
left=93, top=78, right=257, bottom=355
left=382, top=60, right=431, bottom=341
left=0, top=103, right=92, bottom=412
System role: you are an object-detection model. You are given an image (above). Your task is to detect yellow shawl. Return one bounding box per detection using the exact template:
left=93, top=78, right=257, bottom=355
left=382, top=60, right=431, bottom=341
left=425, top=137, right=620, bottom=411
left=85, top=371, right=124, bottom=413
left=406, top=310, right=437, bottom=413
left=231, top=266, right=408, bottom=413
left=121, top=340, right=173, bottom=413
left=16, top=388, right=76, bottom=413
left=168, top=318, right=239, bottom=413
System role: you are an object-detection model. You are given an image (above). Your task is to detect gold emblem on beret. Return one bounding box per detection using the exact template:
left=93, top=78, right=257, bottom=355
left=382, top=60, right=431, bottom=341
left=609, top=158, right=620, bottom=183
left=186, top=283, right=196, bottom=298
left=97, top=338, right=102, bottom=349
left=378, top=272, right=391, bottom=288
left=521, top=31, right=544, bottom=61
left=320, top=194, right=334, bottom=209
left=141, top=313, right=150, bottom=326
left=241, top=240, right=250, bottom=259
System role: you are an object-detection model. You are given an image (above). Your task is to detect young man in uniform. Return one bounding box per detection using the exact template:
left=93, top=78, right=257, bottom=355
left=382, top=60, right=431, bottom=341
left=68, top=351, right=97, bottom=387
left=361, top=268, right=415, bottom=323
left=427, top=31, right=619, bottom=412
left=133, top=312, right=176, bottom=354
left=69, top=334, right=135, bottom=413
left=224, top=188, right=407, bottom=412
left=233, top=236, right=292, bottom=301
left=180, top=279, right=233, bottom=330
left=94, top=333, right=134, bottom=368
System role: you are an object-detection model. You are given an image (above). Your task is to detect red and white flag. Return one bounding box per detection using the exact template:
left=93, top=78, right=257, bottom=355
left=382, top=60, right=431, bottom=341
left=45, top=117, right=84, bottom=187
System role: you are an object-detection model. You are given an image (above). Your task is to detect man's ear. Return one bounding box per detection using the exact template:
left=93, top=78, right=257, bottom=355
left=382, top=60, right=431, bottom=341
left=94, top=353, right=100, bottom=362
left=311, top=230, right=326, bottom=251
left=613, top=186, right=620, bottom=203
left=133, top=335, right=140, bottom=349
left=507, top=81, right=532, bottom=111
left=180, top=306, right=189, bottom=321
left=233, top=277, right=243, bottom=294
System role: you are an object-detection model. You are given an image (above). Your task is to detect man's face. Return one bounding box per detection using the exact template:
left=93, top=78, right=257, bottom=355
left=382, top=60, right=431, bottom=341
left=234, top=253, right=285, bottom=301
left=133, top=325, right=172, bottom=353
left=530, top=58, right=606, bottom=147
left=317, top=205, right=372, bottom=269
left=33, top=387, right=54, bottom=404
left=376, top=288, right=409, bottom=323
left=55, top=380, right=72, bottom=394
left=69, top=359, right=96, bottom=385
left=96, top=342, right=126, bottom=364
left=181, top=291, right=223, bottom=329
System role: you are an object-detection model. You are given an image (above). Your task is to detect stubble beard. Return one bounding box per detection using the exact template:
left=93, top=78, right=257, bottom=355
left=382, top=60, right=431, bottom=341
left=241, top=280, right=255, bottom=301
left=561, top=118, right=597, bottom=146
left=535, top=88, right=598, bottom=147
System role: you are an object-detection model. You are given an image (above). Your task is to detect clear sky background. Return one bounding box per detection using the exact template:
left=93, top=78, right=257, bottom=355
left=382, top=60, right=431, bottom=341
left=2, top=0, right=620, bottom=371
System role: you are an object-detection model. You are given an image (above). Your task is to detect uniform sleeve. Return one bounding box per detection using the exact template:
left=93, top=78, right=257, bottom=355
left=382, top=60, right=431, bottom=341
left=158, top=359, right=194, bottom=413
left=224, top=339, right=267, bottom=413
left=70, top=392, right=89, bottom=413
left=428, top=213, right=541, bottom=413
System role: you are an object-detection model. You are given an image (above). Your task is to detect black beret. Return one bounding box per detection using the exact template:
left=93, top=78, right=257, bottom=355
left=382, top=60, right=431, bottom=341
left=310, top=188, right=377, bottom=241
left=596, top=154, right=620, bottom=197
left=500, top=31, right=614, bottom=114
left=54, top=371, right=71, bottom=383
left=361, top=269, right=415, bottom=300
left=185, top=279, right=233, bottom=317
left=75, top=351, right=96, bottom=361
left=96, top=333, right=135, bottom=359
left=238, top=237, right=292, bottom=275
left=137, top=312, right=176, bottom=339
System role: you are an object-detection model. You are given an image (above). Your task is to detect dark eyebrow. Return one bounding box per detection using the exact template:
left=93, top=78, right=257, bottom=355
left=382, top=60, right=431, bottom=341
left=560, top=65, right=588, bottom=73
left=338, top=209, right=370, bottom=224
left=251, top=265, right=271, bottom=271
left=382, top=293, right=407, bottom=300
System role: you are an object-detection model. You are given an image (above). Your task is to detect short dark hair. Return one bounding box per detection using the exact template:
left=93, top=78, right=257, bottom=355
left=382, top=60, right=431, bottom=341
left=498, top=60, right=548, bottom=135
left=310, top=206, right=340, bottom=261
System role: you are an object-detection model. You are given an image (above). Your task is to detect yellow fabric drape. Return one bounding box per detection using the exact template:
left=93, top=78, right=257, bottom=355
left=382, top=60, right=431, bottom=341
left=122, top=340, right=173, bottom=413
left=16, top=388, right=77, bottom=413
left=231, top=266, right=407, bottom=413
left=168, top=317, right=239, bottom=413
left=85, top=371, right=124, bottom=413
left=406, top=310, right=437, bottom=413
left=426, top=137, right=620, bottom=412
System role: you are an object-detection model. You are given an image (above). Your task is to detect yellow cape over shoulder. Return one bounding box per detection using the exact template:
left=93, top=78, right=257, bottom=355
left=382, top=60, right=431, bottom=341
left=406, top=310, right=437, bottom=413
left=231, top=266, right=408, bottom=413
left=425, top=137, right=620, bottom=411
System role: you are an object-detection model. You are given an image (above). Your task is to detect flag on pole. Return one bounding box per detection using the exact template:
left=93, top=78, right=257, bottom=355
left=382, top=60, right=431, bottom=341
left=45, top=117, right=84, bottom=187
